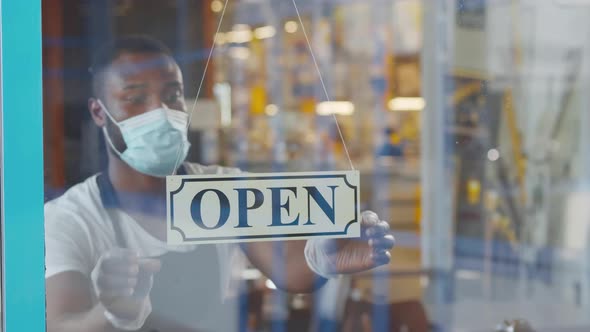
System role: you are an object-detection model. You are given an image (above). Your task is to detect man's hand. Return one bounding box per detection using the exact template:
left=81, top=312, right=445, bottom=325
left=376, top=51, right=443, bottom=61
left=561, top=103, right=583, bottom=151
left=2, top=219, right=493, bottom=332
left=332, top=210, right=395, bottom=273
left=305, top=211, right=395, bottom=278
left=91, top=249, right=160, bottom=328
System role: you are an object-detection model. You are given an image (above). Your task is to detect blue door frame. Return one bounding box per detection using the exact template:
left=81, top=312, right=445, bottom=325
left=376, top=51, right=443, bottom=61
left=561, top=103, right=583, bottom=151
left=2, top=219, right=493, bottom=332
left=1, top=0, right=46, bottom=331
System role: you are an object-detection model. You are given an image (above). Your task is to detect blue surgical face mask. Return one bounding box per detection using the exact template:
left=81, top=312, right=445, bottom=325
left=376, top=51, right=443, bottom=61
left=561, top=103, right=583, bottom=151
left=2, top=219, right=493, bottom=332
left=98, top=100, right=191, bottom=177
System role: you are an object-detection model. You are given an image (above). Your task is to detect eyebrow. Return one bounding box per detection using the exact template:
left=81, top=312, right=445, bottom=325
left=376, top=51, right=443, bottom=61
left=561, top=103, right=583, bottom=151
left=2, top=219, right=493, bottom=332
left=120, top=81, right=182, bottom=91
left=122, top=83, right=148, bottom=91
left=164, top=81, right=182, bottom=88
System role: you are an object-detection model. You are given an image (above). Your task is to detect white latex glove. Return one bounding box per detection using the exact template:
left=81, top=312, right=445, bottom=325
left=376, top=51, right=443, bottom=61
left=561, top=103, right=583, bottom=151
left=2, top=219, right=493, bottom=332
left=91, top=248, right=161, bottom=330
left=305, top=210, right=395, bottom=278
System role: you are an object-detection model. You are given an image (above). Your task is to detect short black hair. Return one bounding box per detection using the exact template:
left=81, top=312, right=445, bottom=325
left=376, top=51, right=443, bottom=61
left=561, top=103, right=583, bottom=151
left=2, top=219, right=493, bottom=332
left=90, top=35, right=173, bottom=98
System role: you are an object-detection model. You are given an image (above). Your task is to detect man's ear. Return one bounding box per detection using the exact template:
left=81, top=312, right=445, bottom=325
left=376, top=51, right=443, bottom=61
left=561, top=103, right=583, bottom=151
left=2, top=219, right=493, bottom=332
left=88, top=98, right=106, bottom=127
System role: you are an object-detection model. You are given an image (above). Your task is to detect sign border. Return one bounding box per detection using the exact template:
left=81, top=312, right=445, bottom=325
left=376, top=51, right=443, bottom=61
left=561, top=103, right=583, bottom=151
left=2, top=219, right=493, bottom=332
left=168, top=172, right=359, bottom=243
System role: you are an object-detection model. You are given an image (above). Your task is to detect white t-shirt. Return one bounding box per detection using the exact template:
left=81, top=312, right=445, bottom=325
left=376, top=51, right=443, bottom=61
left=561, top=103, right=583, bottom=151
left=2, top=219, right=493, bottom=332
left=44, top=163, right=248, bottom=298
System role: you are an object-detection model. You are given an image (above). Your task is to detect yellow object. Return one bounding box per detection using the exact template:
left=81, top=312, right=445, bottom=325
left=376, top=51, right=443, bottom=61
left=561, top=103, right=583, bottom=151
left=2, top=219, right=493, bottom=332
left=390, top=133, right=402, bottom=145
left=250, top=84, right=266, bottom=115
left=301, top=98, right=316, bottom=114
left=502, top=91, right=527, bottom=203
left=466, top=179, right=481, bottom=205
left=451, top=82, right=481, bottom=105
left=492, top=215, right=517, bottom=247
left=414, top=185, right=422, bottom=230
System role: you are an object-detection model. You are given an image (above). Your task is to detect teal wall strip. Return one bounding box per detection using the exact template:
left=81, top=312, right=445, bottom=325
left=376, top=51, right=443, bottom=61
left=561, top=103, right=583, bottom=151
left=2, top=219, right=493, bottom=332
left=1, top=0, right=46, bottom=331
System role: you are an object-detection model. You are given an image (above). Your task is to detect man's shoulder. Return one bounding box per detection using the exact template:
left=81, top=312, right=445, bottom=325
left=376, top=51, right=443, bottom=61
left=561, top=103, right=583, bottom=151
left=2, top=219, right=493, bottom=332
left=46, top=175, right=100, bottom=206
left=44, top=174, right=104, bottom=225
left=183, top=162, right=241, bottom=175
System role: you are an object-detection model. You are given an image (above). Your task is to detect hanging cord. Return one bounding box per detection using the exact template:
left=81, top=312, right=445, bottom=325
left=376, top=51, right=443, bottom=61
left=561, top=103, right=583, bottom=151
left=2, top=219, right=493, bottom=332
left=172, top=0, right=229, bottom=174
left=291, top=0, right=355, bottom=171
left=173, top=0, right=355, bottom=173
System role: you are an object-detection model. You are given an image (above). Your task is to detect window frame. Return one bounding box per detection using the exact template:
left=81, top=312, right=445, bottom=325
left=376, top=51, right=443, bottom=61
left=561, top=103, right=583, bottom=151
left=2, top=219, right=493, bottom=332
left=1, top=1, right=46, bottom=331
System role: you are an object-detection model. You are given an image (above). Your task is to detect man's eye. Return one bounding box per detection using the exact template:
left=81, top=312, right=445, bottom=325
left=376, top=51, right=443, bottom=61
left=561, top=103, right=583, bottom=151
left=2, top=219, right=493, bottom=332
left=165, top=90, right=183, bottom=104
left=125, top=95, right=147, bottom=104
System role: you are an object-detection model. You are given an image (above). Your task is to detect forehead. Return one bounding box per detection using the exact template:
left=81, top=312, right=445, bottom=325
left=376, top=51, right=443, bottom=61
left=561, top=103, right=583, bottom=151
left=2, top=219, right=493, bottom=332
left=103, top=52, right=183, bottom=89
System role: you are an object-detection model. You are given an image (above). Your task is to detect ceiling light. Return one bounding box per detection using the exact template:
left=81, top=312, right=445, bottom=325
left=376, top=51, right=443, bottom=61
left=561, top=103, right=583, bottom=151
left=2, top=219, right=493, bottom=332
left=211, top=0, right=223, bottom=13
left=487, top=149, right=500, bottom=161
left=228, top=25, right=253, bottom=44
left=388, top=97, right=425, bottom=112
left=316, top=101, right=355, bottom=116
left=214, top=32, right=227, bottom=45
left=213, top=83, right=232, bottom=127
left=284, top=21, right=299, bottom=34
left=265, top=104, right=279, bottom=116
left=229, top=47, right=250, bottom=60
left=254, top=26, right=276, bottom=39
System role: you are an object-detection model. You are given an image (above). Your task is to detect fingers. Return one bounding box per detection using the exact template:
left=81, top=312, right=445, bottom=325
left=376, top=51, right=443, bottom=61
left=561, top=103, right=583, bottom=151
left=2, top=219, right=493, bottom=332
left=99, top=288, right=135, bottom=301
left=100, top=250, right=139, bottom=274
left=362, top=210, right=391, bottom=236
left=95, top=268, right=138, bottom=300
left=371, top=250, right=391, bottom=266
left=96, top=274, right=138, bottom=294
left=101, top=258, right=139, bottom=276
left=93, top=250, right=157, bottom=321
left=139, top=258, right=161, bottom=274
left=363, top=213, right=394, bottom=249
left=361, top=210, right=380, bottom=228
left=365, top=221, right=390, bottom=238
left=361, top=210, right=394, bottom=268
left=369, top=231, right=394, bottom=268
left=95, top=250, right=160, bottom=301
left=369, top=234, right=395, bottom=250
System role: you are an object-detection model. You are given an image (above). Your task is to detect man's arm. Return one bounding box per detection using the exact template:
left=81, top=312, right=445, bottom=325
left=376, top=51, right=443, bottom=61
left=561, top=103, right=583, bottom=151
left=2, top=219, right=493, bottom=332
left=242, top=240, right=327, bottom=293
left=46, top=252, right=160, bottom=332
left=242, top=211, right=395, bottom=293
left=46, top=272, right=119, bottom=332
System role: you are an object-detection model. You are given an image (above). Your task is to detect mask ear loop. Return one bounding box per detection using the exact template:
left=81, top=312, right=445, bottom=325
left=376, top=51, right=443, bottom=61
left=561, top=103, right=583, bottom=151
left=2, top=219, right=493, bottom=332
left=171, top=0, right=355, bottom=174
left=96, top=99, right=123, bottom=126
left=102, top=127, right=125, bottom=158
left=96, top=99, right=125, bottom=157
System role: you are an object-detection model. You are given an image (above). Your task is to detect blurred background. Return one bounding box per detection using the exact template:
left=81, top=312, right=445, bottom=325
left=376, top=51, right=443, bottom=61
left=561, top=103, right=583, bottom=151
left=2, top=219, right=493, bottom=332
left=41, top=0, right=590, bottom=331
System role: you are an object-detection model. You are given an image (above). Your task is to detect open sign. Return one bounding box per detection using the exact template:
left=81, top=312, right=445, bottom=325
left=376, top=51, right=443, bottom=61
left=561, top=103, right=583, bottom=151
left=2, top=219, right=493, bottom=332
left=166, top=171, right=360, bottom=244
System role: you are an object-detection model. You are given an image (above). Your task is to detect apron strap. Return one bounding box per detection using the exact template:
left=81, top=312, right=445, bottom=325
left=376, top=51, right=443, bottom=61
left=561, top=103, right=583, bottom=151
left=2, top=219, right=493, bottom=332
left=96, top=173, right=128, bottom=248
left=95, top=164, right=188, bottom=248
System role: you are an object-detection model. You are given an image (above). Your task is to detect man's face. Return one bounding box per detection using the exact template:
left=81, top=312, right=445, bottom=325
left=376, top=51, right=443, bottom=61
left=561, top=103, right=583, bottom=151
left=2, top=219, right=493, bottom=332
left=97, top=52, right=186, bottom=152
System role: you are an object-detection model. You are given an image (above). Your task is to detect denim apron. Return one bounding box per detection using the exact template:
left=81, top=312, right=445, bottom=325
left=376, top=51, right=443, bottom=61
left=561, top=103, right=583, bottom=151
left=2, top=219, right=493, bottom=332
left=97, top=173, right=238, bottom=332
